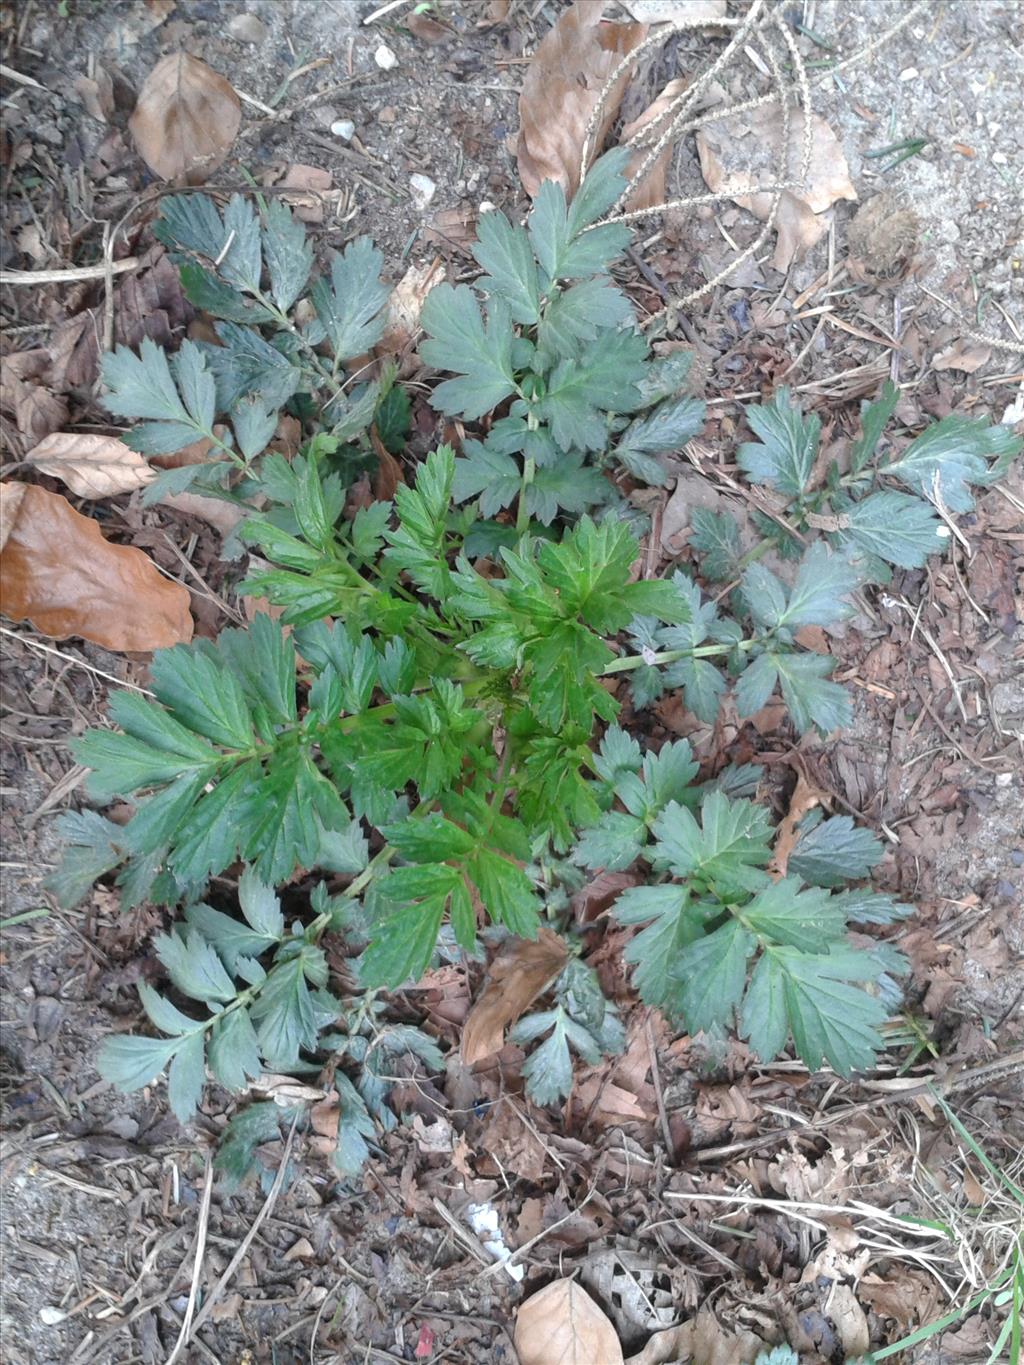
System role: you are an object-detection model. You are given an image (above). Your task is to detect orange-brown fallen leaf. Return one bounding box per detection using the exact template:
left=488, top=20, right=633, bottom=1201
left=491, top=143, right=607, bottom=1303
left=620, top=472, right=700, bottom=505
left=515, top=1278, right=623, bottom=1365
left=129, top=52, right=240, bottom=184
left=0, top=482, right=193, bottom=650
left=770, top=770, right=828, bottom=878
left=517, top=2, right=647, bottom=198
left=25, top=432, right=155, bottom=499
left=462, top=929, right=568, bottom=1064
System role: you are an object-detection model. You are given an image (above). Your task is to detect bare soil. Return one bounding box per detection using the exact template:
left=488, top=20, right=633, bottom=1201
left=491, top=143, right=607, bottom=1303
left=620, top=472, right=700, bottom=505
left=1, top=2, right=1022, bottom=1363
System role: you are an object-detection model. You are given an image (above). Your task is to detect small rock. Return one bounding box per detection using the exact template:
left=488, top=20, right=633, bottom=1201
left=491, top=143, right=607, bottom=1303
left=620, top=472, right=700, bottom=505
left=375, top=43, right=398, bottom=70
left=228, top=13, right=268, bottom=44
left=378, top=105, right=397, bottom=124
left=39, top=1307, right=67, bottom=1326
left=409, top=173, right=437, bottom=210
left=331, top=119, right=355, bottom=141
left=899, top=66, right=919, bottom=81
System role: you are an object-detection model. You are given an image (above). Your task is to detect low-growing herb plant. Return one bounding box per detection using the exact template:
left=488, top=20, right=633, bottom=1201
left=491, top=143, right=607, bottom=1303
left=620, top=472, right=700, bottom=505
left=53, top=150, right=1020, bottom=1173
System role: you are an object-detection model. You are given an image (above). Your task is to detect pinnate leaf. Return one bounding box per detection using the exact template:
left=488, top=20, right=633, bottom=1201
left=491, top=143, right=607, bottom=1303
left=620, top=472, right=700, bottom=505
left=737, top=388, right=820, bottom=498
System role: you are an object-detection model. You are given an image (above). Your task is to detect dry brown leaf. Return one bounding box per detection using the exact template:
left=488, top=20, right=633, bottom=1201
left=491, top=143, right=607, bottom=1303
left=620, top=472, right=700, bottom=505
left=624, top=1308, right=765, bottom=1364
left=380, top=258, right=445, bottom=356
left=462, top=929, right=568, bottom=1064
left=933, top=339, right=992, bottom=373
left=479, top=0, right=511, bottom=25
left=405, top=10, right=448, bottom=43
left=0, top=482, right=193, bottom=650
left=515, top=1279, right=624, bottom=1365
left=696, top=106, right=856, bottom=270
left=129, top=52, right=241, bottom=184
left=620, top=78, right=687, bottom=211
left=769, top=770, right=828, bottom=877
left=74, top=65, right=115, bottom=122
left=0, top=482, right=27, bottom=552
left=278, top=164, right=333, bottom=224
left=25, top=433, right=155, bottom=499
left=517, top=2, right=647, bottom=198
left=159, top=490, right=245, bottom=538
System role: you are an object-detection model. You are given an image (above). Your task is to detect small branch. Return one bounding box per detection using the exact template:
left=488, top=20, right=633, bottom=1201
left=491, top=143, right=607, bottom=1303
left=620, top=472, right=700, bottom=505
left=0, top=259, right=140, bottom=286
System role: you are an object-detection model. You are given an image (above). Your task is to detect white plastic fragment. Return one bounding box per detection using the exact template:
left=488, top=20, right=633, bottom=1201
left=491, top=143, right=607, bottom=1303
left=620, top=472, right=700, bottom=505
left=466, top=1201, right=525, bottom=1282
left=409, top=173, right=437, bottom=211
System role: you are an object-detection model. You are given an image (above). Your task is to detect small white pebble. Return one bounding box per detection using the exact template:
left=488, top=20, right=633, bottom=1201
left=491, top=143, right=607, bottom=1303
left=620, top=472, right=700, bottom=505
left=995, top=771, right=1014, bottom=788
left=227, top=13, right=268, bottom=44
left=993, top=151, right=1008, bottom=165
left=479, top=200, right=497, bottom=214
left=374, top=43, right=398, bottom=70
left=331, top=119, right=355, bottom=141
left=899, top=67, right=919, bottom=81
left=39, top=1307, right=68, bottom=1326
left=936, top=526, right=951, bottom=538
left=409, top=173, right=436, bottom=210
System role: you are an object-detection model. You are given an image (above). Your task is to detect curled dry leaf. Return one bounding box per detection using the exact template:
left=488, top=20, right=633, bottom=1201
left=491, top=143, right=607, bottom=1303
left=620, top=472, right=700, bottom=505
left=517, top=2, right=647, bottom=198
left=0, top=482, right=193, bottom=650
left=461, top=928, right=568, bottom=1064
left=25, top=432, right=155, bottom=499
left=515, top=1279, right=624, bottom=1365
left=129, top=52, right=241, bottom=184
left=623, top=1308, right=766, bottom=1364
left=769, top=770, right=828, bottom=878
left=696, top=106, right=857, bottom=270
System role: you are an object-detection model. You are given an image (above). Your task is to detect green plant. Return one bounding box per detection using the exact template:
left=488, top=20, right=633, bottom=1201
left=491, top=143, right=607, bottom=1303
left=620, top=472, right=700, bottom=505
left=102, top=191, right=406, bottom=519
left=569, top=725, right=911, bottom=1074
left=54, top=151, right=1020, bottom=1170
left=419, top=147, right=706, bottom=542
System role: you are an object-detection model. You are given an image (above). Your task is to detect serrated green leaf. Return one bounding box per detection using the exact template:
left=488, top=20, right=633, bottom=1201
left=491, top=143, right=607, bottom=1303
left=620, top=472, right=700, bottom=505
left=742, top=877, right=846, bottom=950
left=215, top=1101, right=288, bottom=1190
left=179, top=262, right=275, bottom=323
left=232, top=395, right=279, bottom=460
left=169, top=760, right=260, bottom=886
left=734, top=652, right=778, bottom=718
left=420, top=285, right=517, bottom=419
left=97, top=1034, right=181, bottom=1093
left=567, top=148, right=632, bottom=234
left=167, top=1029, right=206, bottom=1123
left=652, top=792, right=773, bottom=897
left=204, top=323, right=301, bottom=410
left=616, top=394, right=706, bottom=473
left=665, top=653, right=727, bottom=725
left=528, top=151, right=632, bottom=283
left=777, top=542, right=860, bottom=628
left=45, top=811, right=124, bottom=908
left=673, top=919, right=753, bottom=1032
left=208, top=1007, right=262, bottom=1091
left=151, top=643, right=255, bottom=750
left=468, top=847, right=540, bottom=937
left=154, top=192, right=228, bottom=261
left=741, top=561, right=789, bottom=629
left=756, top=947, right=887, bottom=1074
left=771, top=652, right=851, bottom=735
left=250, top=955, right=318, bottom=1069
left=528, top=452, right=610, bottom=524
left=537, top=277, right=633, bottom=358
left=573, top=811, right=646, bottom=870
left=262, top=198, right=313, bottom=313
left=837, top=489, right=944, bottom=569
left=237, top=865, right=285, bottom=939
left=311, top=236, right=389, bottom=362
left=451, top=439, right=521, bottom=516
left=383, top=813, right=476, bottom=863
left=539, top=329, right=648, bottom=451
left=516, top=1011, right=573, bottom=1105
left=138, top=982, right=200, bottom=1036
left=215, top=614, right=297, bottom=729
left=472, top=209, right=540, bottom=323
left=360, top=895, right=447, bottom=988
left=332, top=1072, right=376, bottom=1178
left=689, top=507, right=742, bottom=581
left=829, top=889, right=912, bottom=924
left=850, top=379, right=899, bottom=472
left=74, top=729, right=209, bottom=803
left=156, top=929, right=236, bottom=1004
left=615, top=884, right=706, bottom=1009
left=886, top=412, right=1021, bottom=513
left=737, top=388, right=820, bottom=498
left=787, top=815, right=882, bottom=886
left=139, top=460, right=229, bottom=502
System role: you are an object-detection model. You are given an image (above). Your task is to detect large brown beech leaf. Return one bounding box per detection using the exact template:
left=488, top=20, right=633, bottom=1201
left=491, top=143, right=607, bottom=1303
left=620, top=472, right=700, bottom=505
left=0, top=482, right=193, bottom=650
left=517, top=2, right=647, bottom=198
left=129, top=52, right=241, bottom=184
left=25, top=433, right=155, bottom=499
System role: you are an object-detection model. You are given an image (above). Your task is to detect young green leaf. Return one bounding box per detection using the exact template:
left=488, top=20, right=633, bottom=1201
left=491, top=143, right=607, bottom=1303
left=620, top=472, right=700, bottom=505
left=419, top=285, right=517, bottom=419
left=472, top=209, right=540, bottom=324
left=886, top=413, right=1021, bottom=513
left=311, top=236, right=389, bottom=362
left=737, top=388, right=820, bottom=499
